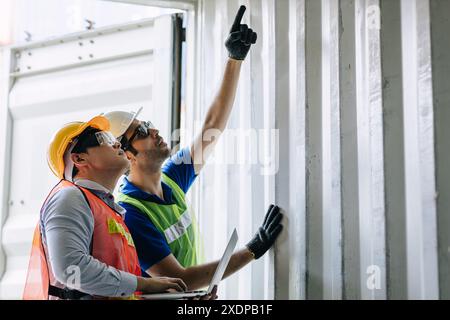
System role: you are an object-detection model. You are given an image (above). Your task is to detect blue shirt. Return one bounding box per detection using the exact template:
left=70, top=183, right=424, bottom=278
left=119, top=147, right=197, bottom=273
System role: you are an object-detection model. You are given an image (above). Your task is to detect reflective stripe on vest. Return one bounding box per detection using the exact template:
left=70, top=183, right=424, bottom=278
left=107, top=218, right=135, bottom=247
left=23, top=180, right=142, bottom=300
left=118, top=173, right=202, bottom=268
left=164, top=209, right=192, bottom=244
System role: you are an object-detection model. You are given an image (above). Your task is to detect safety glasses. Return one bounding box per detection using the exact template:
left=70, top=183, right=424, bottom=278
left=121, top=121, right=155, bottom=151
left=95, top=131, right=119, bottom=147
left=72, top=130, right=118, bottom=153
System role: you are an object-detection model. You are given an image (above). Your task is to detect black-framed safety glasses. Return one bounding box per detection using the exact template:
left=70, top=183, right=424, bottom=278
left=120, top=121, right=155, bottom=151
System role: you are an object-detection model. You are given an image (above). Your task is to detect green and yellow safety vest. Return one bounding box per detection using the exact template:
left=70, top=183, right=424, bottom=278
left=118, top=174, right=202, bottom=268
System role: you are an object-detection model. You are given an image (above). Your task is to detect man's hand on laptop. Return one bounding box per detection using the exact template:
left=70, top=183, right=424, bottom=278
left=246, top=205, right=284, bottom=259
left=191, top=285, right=218, bottom=300
left=137, top=276, right=188, bottom=293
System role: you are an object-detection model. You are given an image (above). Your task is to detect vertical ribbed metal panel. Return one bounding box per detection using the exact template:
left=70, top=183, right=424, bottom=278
left=288, top=0, right=306, bottom=300
left=339, top=0, right=362, bottom=299
left=401, top=0, right=438, bottom=299
left=430, top=0, right=450, bottom=300
left=193, top=0, right=446, bottom=300
left=380, top=0, right=408, bottom=300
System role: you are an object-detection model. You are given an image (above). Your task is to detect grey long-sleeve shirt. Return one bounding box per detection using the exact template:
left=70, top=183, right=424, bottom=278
left=40, top=178, right=138, bottom=298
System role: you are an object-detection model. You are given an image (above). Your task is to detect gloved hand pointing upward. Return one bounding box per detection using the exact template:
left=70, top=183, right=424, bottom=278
left=225, top=5, right=258, bottom=61
left=246, top=205, right=283, bottom=259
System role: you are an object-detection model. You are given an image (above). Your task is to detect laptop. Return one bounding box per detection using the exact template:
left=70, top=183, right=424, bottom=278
left=141, top=228, right=238, bottom=300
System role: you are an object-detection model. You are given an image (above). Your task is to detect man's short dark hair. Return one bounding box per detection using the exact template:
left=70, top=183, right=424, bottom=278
left=119, top=134, right=138, bottom=156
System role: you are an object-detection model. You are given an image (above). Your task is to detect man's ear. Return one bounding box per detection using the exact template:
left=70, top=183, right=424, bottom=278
left=71, top=153, right=88, bottom=168
left=125, top=150, right=135, bottom=162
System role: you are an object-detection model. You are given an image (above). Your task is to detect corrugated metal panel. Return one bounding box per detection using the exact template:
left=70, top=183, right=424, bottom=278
left=189, top=0, right=447, bottom=300
left=188, top=0, right=276, bottom=300
left=380, top=0, right=408, bottom=300
left=430, top=0, right=450, bottom=300
left=287, top=0, right=306, bottom=300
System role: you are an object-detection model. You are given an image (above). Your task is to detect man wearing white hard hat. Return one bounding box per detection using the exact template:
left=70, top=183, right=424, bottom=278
left=104, top=5, right=283, bottom=292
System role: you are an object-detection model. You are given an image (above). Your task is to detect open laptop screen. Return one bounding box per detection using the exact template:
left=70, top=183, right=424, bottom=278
left=206, top=228, right=238, bottom=294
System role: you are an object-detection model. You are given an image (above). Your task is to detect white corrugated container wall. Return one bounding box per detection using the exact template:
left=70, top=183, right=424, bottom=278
left=1, top=0, right=449, bottom=300
left=183, top=0, right=450, bottom=299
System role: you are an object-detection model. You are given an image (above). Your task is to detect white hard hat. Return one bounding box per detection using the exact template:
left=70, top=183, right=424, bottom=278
left=103, top=107, right=143, bottom=138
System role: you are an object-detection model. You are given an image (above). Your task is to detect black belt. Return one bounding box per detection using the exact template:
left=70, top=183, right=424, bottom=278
left=49, top=285, right=91, bottom=300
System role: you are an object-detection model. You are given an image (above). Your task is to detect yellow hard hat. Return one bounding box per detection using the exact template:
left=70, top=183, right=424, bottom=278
left=47, top=115, right=110, bottom=179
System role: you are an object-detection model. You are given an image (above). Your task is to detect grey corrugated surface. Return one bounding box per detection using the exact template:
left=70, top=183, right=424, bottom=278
left=194, top=0, right=447, bottom=299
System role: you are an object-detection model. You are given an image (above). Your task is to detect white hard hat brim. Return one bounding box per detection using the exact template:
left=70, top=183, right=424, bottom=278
left=104, top=107, right=143, bottom=138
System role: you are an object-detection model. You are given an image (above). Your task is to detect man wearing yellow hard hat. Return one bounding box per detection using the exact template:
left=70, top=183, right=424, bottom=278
left=103, top=5, right=283, bottom=292
left=23, top=115, right=189, bottom=300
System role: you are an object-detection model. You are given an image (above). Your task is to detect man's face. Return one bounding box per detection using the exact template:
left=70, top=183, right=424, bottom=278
left=72, top=131, right=129, bottom=175
left=124, top=119, right=171, bottom=165
left=86, top=142, right=129, bottom=174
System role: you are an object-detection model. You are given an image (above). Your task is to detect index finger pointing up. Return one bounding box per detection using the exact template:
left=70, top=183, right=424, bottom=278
left=231, top=5, right=246, bottom=32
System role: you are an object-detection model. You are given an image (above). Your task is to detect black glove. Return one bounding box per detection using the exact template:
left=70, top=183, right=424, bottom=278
left=225, top=5, right=257, bottom=61
left=246, top=205, right=283, bottom=259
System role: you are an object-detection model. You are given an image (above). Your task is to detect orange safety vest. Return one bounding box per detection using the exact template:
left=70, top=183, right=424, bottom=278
left=23, top=180, right=141, bottom=300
